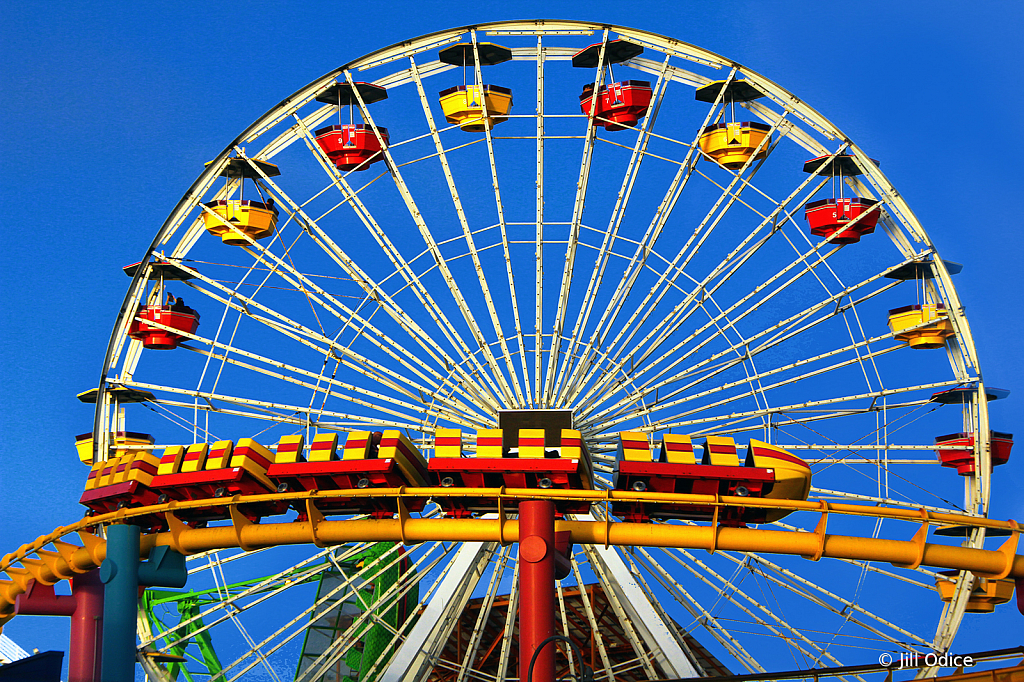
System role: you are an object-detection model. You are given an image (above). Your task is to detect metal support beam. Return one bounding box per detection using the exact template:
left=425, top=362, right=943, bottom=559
left=100, top=525, right=186, bottom=682
left=519, top=500, right=556, bottom=682
left=585, top=541, right=699, bottom=678
left=378, top=541, right=495, bottom=682
left=15, top=571, right=103, bottom=682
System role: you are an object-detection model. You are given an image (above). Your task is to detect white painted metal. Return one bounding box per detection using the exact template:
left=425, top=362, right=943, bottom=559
left=583, top=538, right=700, bottom=678
left=98, top=20, right=993, bottom=682
left=378, top=542, right=495, bottom=682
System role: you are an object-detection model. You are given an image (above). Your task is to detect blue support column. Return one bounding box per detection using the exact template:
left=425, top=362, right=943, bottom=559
left=100, top=524, right=187, bottom=682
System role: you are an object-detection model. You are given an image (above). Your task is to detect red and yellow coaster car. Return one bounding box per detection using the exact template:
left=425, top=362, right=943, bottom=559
left=80, top=445, right=162, bottom=520
left=266, top=431, right=429, bottom=519
left=428, top=428, right=594, bottom=517
left=148, top=439, right=287, bottom=524
left=612, top=433, right=811, bottom=524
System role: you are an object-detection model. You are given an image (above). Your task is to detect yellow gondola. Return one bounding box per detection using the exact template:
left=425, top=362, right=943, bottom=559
left=698, top=122, right=771, bottom=169
left=935, top=571, right=1015, bottom=613
left=437, top=42, right=513, bottom=132
left=694, top=80, right=770, bottom=170
left=201, top=157, right=281, bottom=245
left=201, top=200, right=278, bottom=245
left=439, top=84, right=513, bottom=132
left=888, top=303, right=954, bottom=349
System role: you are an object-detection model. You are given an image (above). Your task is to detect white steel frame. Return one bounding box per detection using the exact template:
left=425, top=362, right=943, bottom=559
left=90, top=20, right=995, bottom=682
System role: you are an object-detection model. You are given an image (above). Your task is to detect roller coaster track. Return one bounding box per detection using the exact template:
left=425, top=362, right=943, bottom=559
left=3, top=487, right=1021, bottom=627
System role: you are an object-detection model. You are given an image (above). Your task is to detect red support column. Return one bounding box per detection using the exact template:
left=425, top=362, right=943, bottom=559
left=519, top=499, right=556, bottom=682
left=15, top=570, right=103, bottom=682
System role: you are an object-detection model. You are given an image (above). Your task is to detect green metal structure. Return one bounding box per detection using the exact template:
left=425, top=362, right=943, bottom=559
left=141, top=543, right=418, bottom=682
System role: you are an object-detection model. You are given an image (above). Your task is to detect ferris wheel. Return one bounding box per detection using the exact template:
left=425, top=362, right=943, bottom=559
left=3, top=19, right=1020, bottom=682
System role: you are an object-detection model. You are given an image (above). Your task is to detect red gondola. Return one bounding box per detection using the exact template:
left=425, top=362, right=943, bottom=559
left=128, top=304, right=199, bottom=350
left=804, top=197, right=881, bottom=244
left=314, top=81, right=389, bottom=170
left=580, top=80, right=653, bottom=131
left=314, top=124, right=390, bottom=171
left=935, top=431, right=1013, bottom=475
left=802, top=153, right=881, bottom=244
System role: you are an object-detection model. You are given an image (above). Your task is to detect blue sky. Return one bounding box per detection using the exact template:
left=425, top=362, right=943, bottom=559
left=2, top=0, right=1023, bottom=673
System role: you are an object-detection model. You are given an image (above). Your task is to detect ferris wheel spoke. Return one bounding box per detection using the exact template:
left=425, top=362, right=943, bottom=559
left=568, top=550, right=617, bottom=682
left=308, top=542, right=455, bottom=682
left=238, top=542, right=433, bottom=682
left=379, top=541, right=499, bottom=682
left=533, top=36, right=546, bottom=406
left=581, top=544, right=661, bottom=678
left=593, top=144, right=855, bottom=385
left=491, top=558, right=520, bottom=682
left=454, top=544, right=513, bottom=682
left=409, top=49, right=526, bottom=408
left=175, top=341, right=441, bottom=427
left=814, top=448, right=967, bottom=512
left=543, top=28, right=610, bottom=407
left=118, top=339, right=145, bottom=384
left=591, top=378, right=958, bottom=439
left=553, top=54, right=673, bottom=406
left=649, top=111, right=788, bottom=287
left=685, top=395, right=934, bottom=444
left=637, top=342, right=896, bottom=435
left=289, top=113, right=503, bottom=413
left=573, top=161, right=829, bottom=415
left=344, top=69, right=517, bottom=409
left=124, top=379, right=430, bottom=434
left=605, top=545, right=710, bottom=676
left=722, top=551, right=932, bottom=649
left=807, top=488, right=963, bottom=516
left=553, top=581, right=580, bottom=680
left=147, top=545, right=342, bottom=651
left=477, top=38, right=531, bottom=408
left=591, top=335, right=901, bottom=435
left=659, top=547, right=850, bottom=670
left=181, top=268, right=486, bottom=424
left=632, top=547, right=766, bottom=673
left=580, top=513, right=700, bottom=675
left=227, top=541, right=446, bottom=682
left=172, top=259, right=482, bottom=417
left=691, top=292, right=770, bottom=421
left=563, top=66, right=740, bottom=399
left=600, top=173, right=827, bottom=384
left=773, top=223, right=883, bottom=394
left=576, top=251, right=910, bottom=428
left=561, top=155, right=701, bottom=408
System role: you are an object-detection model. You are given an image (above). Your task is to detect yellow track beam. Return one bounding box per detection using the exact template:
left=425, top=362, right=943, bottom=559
left=2, top=488, right=1021, bottom=626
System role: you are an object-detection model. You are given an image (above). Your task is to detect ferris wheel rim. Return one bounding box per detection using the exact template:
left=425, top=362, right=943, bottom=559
left=94, top=18, right=984, bottom=411
left=70, top=19, right=1006, bottom=680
